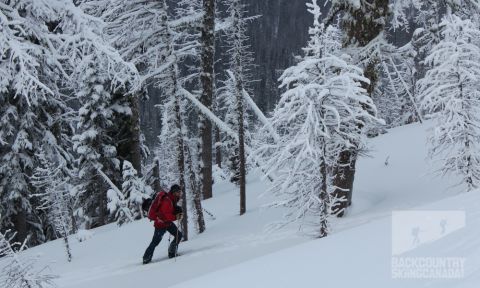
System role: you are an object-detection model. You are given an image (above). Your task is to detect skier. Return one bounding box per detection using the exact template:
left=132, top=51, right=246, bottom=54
left=143, top=184, right=183, bottom=264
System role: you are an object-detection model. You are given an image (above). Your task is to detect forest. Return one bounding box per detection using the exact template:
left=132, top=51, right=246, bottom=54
left=1, top=1, right=480, bottom=285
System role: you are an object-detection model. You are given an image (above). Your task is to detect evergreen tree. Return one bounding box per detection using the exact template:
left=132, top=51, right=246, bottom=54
left=72, top=51, right=135, bottom=228
left=32, top=153, right=75, bottom=262
left=418, top=14, right=480, bottom=191
left=220, top=0, right=257, bottom=214
left=0, top=95, right=39, bottom=244
left=263, top=0, right=379, bottom=236
left=107, top=160, right=149, bottom=225
left=375, top=42, right=421, bottom=128
left=0, top=0, right=65, bottom=246
left=325, top=0, right=390, bottom=215
left=0, top=0, right=134, bottom=245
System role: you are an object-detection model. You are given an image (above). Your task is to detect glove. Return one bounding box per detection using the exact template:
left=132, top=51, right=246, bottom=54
left=176, top=213, right=183, bottom=220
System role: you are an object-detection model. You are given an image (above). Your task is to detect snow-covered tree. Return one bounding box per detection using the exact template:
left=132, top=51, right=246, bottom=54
left=121, top=161, right=149, bottom=219
left=405, top=1, right=479, bottom=93
left=106, top=188, right=133, bottom=227
left=418, top=14, right=480, bottom=191
left=61, top=2, right=139, bottom=231
left=0, top=229, right=56, bottom=287
left=32, top=153, right=75, bottom=262
left=72, top=51, right=133, bottom=228
left=218, top=75, right=242, bottom=184
left=0, top=0, right=64, bottom=245
left=0, top=0, right=136, bottom=244
left=80, top=0, right=151, bottom=198
left=261, top=0, right=379, bottom=236
left=324, top=0, right=390, bottom=214
left=185, top=142, right=206, bottom=233
left=107, top=160, right=149, bottom=225
left=153, top=0, right=211, bottom=240
left=410, top=0, right=444, bottom=87
left=218, top=0, right=257, bottom=214
left=0, top=94, right=39, bottom=244
left=158, top=94, right=181, bottom=187
left=100, top=0, right=207, bottom=236
left=375, top=42, right=422, bottom=128
left=199, top=0, right=216, bottom=200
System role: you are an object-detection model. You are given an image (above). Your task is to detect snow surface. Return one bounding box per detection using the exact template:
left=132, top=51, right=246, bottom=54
left=3, top=121, right=479, bottom=288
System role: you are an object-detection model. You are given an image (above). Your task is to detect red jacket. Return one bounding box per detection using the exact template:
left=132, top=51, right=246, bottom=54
left=150, top=192, right=179, bottom=228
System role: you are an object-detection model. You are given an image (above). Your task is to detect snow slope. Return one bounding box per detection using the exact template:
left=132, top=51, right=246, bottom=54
left=2, top=122, right=478, bottom=288
left=170, top=190, right=480, bottom=288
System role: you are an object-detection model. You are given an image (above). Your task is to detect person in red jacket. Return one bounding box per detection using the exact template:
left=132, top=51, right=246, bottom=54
left=143, top=184, right=183, bottom=264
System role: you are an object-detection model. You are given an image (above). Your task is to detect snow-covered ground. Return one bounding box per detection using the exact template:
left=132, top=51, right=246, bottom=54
left=3, top=122, right=479, bottom=288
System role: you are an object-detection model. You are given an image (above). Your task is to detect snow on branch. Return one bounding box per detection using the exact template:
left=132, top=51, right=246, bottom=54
left=242, top=88, right=279, bottom=141
left=94, top=165, right=135, bottom=224
left=180, top=88, right=274, bottom=181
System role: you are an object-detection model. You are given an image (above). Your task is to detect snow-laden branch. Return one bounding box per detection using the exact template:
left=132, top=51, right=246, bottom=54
left=94, top=165, right=135, bottom=223
left=387, top=56, right=423, bottom=123
left=181, top=88, right=238, bottom=140
left=180, top=88, right=274, bottom=181
left=222, top=69, right=280, bottom=143
left=242, top=89, right=279, bottom=143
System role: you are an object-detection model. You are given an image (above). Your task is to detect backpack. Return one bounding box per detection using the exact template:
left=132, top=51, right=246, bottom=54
left=145, top=191, right=168, bottom=221
left=141, top=193, right=156, bottom=214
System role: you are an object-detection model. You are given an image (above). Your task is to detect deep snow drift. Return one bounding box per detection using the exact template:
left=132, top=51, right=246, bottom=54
left=2, top=122, right=479, bottom=288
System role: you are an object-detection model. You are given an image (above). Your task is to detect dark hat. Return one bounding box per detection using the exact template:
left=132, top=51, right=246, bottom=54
left=170, top=184, right=181, bottom=193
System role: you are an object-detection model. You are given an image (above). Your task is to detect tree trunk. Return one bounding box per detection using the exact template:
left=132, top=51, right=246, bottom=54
left=187, top=145, right=206, bottom=233
left=327, top=0, right=389, bottom=215
left=129, top=93, right=143, bottom=176
left=63, top=230, right=72, bottom=262
left=13, top=201, right=27, bottom=245
left=175, top=101, right=188, bottom=241
left=319, top=156, right=328, bottom=238
left=332, top=150, right=356, bottom=217
left=97, top=180, right=109, bottom=227
left=153, top=159, right=162, bottom=192
left=199, top=0, right=215, bottom=200
left=237, top=87, right=246, bottom=216
left=173, top=83, right=188, bottom=241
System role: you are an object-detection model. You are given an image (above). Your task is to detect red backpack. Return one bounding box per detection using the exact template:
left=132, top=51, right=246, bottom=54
left=147, top=191, right=168, bottom=221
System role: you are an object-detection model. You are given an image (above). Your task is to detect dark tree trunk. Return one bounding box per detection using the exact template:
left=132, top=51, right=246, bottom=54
left=129, top=93, right=143, bottom=176
left=115, top=91, right=143, bottom=177
left=153, top=159, right=162, bottom=192
left=199, top=0, right=215, bottom=200
left=13, top=201, right=27, bottom=245
left=319, top=158, right=328, bottom=238
left=96, top=179, right=109, bottom=227
left=237, top=86, right=246, bottom=216
left=63, top=230, right=72, bottom=262
left=332, top=151, right=356, bottom=217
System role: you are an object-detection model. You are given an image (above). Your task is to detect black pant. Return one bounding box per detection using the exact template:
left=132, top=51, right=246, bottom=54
left=143, top=223, right=183, bottom=260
